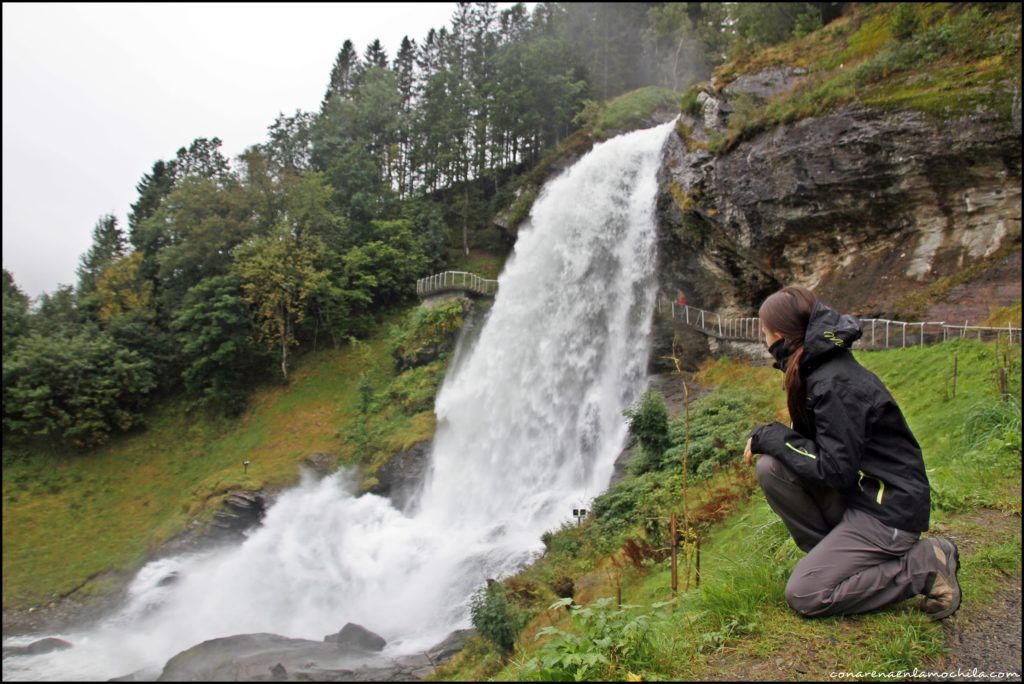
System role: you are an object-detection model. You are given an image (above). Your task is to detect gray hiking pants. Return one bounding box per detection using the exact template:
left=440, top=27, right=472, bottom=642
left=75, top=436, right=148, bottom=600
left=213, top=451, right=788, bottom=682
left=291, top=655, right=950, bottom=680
left=755, top=454, right=937, bottom=617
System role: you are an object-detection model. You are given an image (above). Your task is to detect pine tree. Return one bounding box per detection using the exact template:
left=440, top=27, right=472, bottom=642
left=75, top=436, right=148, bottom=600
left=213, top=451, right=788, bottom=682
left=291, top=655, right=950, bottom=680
left=173, top=137, right=230, bottom=181
left=77, top=215, right=127, bottom=300
left=266, top=110, right=315, bottom=175
left=466, top=2, right=499, bottom=180
left=2, top=269, right=31, bottom=356
left=363, top=38, right=389, bottom=71
left=321, top=39, right=359, bottom=112
left=128, top=159, right=176, bottom=237
left=394, top=36, right=417, bottom=196
left=128, top=159, right=177, bottom=291
left=499, top=3, right=531, bottom=44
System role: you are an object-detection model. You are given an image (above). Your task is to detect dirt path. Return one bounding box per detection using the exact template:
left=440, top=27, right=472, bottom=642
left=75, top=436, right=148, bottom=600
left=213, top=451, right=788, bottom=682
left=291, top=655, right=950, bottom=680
left=921, top=509, right=1022, bottom=681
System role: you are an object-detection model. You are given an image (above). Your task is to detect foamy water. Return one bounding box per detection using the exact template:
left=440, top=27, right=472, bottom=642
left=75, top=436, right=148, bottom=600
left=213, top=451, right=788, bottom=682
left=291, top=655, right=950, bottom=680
left=2, top=121, right=674, bottom=680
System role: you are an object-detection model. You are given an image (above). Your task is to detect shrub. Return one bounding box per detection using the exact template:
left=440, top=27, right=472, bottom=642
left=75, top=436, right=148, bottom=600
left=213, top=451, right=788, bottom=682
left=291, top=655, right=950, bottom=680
left=551, top=576, right=575, bottom=599
left=469, top=581, right=527, bottom=654
left=388, top=299, right=469, bottom=371
left=631, top=388, right=772, bottom=478
left=386, top=361, right=446, bottom=414
left=793, top=7, right=823, bottom=38
left=591, top=86, right=681, bottom=139
left=2, top=330, right=156, bottom=448
left=506, top=186, right=539, bottom=230
left=592, top=473, right=659, bottom=534
left=679, top=84, right=704, bottom=117
left=519, top=597, right=671, bottom=681
left=541, top=522, right=583, bottom=556
left=889, top=3, right=920, bottom=41
left=624, top=389, right=670, bottom=475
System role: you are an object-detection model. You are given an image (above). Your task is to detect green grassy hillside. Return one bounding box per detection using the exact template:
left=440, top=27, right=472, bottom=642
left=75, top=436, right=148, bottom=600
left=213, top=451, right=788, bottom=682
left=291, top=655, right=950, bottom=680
left=2, top=290, right=487, bottom=611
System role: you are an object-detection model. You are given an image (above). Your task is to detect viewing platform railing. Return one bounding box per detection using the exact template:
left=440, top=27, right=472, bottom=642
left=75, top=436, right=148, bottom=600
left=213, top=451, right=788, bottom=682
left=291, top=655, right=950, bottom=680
left=659, top=300, right=1021, bottom=349
left=416, top=271, right=498, bottom=299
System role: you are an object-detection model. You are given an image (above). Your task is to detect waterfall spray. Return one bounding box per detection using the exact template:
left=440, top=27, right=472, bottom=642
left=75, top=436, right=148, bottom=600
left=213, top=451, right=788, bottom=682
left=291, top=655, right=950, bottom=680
left=3, top=121, right=675, bottom=681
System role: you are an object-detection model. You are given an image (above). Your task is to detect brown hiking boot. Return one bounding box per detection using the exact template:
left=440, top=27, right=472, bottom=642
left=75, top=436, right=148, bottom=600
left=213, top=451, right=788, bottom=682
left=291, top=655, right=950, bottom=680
left=920, top=536, right=961, bottom=620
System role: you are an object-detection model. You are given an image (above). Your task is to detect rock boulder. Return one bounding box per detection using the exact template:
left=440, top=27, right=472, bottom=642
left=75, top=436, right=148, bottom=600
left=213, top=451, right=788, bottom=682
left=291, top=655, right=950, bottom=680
left=323, top=623, right=387, bottom=652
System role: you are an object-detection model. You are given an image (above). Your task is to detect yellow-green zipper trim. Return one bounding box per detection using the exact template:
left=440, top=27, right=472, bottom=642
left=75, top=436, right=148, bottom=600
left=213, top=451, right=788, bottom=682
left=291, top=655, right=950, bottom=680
left=785, top=442, right=816, bottom=459
left=858, top=470, right=885, bottom=505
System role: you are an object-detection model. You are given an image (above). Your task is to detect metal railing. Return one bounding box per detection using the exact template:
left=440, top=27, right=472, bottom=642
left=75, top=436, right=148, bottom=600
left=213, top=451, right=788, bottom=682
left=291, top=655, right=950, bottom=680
left=658, top=299, right=1021, bottom=349
left=416, top=271, right=499, bottom=299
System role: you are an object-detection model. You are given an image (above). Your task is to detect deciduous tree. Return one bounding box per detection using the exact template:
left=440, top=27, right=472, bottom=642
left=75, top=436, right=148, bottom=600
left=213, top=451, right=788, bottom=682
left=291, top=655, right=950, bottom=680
left=233, top=223, right=328, bottom=379
left=2, top=330, right=156, bottom=447
left=173, top=274, right=269, bottom=413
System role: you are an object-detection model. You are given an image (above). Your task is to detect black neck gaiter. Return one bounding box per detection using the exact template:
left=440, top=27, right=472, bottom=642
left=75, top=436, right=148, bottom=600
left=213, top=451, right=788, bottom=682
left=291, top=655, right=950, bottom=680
left=768, top=338, right=793, bottom=372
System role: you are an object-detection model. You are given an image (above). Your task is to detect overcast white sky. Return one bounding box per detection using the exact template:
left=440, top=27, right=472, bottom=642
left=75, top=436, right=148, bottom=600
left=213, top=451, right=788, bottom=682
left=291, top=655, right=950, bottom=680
left=3, top=2, right=517, bottom=299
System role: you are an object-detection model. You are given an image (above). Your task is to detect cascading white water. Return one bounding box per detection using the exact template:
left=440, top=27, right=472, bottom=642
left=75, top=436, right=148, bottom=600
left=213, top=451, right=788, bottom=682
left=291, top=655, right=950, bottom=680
left=2, top=121, right=674, bottom=681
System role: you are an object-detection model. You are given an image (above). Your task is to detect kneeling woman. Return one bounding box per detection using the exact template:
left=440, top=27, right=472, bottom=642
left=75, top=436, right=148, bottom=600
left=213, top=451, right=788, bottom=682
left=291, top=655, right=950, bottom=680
left=744, top=286, right=961, bottom=620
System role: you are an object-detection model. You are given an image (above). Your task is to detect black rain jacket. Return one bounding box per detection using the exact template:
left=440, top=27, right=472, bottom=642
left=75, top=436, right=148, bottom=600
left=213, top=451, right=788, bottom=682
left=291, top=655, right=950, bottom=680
left=750, top=300, right=931, bottom=533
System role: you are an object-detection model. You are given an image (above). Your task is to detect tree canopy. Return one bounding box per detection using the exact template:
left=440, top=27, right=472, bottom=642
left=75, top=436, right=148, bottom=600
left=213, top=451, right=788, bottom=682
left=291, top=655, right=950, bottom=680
left=3, top=2, right=844, bottom=448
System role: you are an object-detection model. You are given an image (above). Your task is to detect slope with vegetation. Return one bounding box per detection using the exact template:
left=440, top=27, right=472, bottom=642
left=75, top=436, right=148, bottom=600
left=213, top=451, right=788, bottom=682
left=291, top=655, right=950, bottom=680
left=697, top=2, right=1021, bottom=154
left=1, top=296, right=479, bottom=611
left=435, top=337, right=1021, bottom=681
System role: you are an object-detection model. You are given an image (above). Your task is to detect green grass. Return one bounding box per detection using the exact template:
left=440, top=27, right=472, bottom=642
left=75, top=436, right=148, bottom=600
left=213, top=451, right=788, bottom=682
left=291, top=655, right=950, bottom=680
left=2, top=306, right=414, bottom=609
left=855, top=340, right=1022, bottom=515
left=438, top=339, right=1022, bottom=681
left=588, top=86, right=681, bottom=140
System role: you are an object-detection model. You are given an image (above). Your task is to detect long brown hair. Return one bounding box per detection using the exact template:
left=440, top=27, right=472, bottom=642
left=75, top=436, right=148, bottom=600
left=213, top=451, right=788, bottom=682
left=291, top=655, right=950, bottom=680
left=758, top=286, right=818, bottom=433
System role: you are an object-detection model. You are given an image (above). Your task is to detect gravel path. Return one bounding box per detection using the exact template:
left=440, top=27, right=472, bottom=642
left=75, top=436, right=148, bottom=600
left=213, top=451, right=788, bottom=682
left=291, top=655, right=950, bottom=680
left=921, top=508, right=1022, bottom=682
left=922, top=577, right=1022, bottom=682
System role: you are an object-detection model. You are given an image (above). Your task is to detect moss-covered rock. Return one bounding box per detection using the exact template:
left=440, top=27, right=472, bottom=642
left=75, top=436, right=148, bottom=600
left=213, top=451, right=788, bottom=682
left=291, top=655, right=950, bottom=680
left=704, top=3, right=1021, bottom=154
left=389, top=299, right=472, bottom=372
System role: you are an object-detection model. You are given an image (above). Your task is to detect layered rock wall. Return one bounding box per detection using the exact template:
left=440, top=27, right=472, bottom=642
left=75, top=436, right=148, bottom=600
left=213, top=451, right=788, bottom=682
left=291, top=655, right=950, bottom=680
left=655, top=80, right=1022, bottom=343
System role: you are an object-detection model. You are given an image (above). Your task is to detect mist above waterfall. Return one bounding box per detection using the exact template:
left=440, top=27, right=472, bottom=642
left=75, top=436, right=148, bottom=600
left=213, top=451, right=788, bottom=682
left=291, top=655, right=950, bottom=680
left=3, top=120, right=675, bottom=681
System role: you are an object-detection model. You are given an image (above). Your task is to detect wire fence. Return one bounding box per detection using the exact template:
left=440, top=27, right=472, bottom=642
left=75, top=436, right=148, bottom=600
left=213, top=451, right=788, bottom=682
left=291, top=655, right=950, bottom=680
left=416, top=271, right=498, bottom=298
left=658, top=299, right=1022, bottom=349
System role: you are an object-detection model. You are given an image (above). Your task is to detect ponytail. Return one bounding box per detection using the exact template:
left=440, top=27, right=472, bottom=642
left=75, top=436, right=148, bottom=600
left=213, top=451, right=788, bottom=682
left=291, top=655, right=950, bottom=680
left=759, top=285, right=818, bottom=434
left=784, top=344, right=810, bottom=433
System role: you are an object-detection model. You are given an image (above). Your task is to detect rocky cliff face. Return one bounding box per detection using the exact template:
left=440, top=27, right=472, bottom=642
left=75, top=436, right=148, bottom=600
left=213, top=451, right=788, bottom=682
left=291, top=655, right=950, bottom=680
left=654, top=76, right=1022, bottom=340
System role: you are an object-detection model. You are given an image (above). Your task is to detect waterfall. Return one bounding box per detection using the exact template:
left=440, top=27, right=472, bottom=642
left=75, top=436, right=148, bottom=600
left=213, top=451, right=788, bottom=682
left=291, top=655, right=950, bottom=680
left=2, top=121, right=675, bottom=681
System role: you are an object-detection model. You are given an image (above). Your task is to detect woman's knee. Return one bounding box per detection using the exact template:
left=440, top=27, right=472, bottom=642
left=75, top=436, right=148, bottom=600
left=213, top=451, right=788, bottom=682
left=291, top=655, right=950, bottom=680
left=784, top=573, right=829, bottom=617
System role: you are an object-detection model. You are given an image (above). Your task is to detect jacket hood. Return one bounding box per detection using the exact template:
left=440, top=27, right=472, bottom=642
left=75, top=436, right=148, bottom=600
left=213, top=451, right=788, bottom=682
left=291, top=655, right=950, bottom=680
left=802, top=300, right=862, bottom=368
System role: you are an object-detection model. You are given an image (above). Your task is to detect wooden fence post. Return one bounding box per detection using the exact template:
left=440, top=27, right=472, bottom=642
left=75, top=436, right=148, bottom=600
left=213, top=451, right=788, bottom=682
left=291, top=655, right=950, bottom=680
left=952, top=352, right=958, bottom=399
left=670, top=512, right=678, bottom=597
